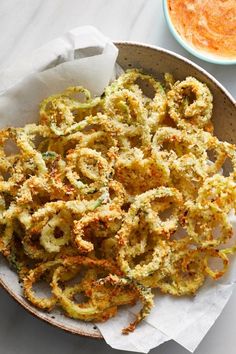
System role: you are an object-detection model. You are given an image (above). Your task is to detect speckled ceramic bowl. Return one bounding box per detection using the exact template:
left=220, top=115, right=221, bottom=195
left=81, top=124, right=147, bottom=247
left=163, top=0, right=236, bottom=65
left=0, top=42, right=235, bottom=338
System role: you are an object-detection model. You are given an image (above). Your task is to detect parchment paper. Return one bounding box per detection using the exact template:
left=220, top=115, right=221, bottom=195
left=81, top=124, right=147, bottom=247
left=0, top=25, right=235, bottom=353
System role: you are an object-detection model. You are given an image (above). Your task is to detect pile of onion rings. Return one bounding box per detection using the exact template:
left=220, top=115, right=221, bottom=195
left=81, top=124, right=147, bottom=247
left=0, top=69, right=235, bottom=333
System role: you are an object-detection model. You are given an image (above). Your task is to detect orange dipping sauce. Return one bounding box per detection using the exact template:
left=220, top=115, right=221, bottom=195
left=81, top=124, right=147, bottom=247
left=167, top=0, right=236, bottom=59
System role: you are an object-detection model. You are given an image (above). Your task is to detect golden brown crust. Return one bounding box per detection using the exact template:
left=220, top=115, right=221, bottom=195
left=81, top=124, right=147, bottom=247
left=0, top=69, right=235, bottom=334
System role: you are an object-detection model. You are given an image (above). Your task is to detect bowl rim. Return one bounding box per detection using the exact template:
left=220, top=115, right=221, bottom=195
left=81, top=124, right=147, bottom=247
left=0, top=274, right=102, bottom=338
left=162, top=0, right=236, bottom=66
left=116, top=41, right=236, bottom=104
left=0, top=40, right=235, bottom=340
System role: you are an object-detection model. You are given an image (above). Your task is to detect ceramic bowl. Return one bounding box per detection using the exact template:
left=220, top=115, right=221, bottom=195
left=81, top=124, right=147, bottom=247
left=0, top=42, right=235, bottom=338
left=163, top=0, right=236, bottom=65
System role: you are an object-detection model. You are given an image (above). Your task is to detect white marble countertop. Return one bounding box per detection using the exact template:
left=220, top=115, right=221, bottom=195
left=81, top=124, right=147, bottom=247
left=0, top=1, right=235, bottom=354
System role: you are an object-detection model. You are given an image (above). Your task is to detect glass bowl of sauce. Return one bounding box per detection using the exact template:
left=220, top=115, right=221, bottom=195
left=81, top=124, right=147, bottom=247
left=163, top=0, right=236, bottom=65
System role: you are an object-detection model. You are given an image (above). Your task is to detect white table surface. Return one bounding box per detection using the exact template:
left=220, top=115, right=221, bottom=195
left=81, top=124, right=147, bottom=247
left=0, top=1, right=235, bottom=354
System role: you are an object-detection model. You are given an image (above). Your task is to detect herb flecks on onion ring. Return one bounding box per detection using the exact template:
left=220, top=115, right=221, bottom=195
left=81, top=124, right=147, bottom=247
left=0, top=69, right=235, bottom=334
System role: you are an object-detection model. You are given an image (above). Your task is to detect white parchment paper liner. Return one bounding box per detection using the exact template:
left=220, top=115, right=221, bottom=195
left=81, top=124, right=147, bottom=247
left=0, top=25, right=235, bottom=353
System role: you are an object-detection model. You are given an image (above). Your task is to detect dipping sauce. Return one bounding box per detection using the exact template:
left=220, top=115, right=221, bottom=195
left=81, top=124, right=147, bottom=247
left=167, top=0, right=236, bottom=59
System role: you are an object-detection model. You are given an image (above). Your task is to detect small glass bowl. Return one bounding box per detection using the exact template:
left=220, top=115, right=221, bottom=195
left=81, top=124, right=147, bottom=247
left=163, top=0, right=236, bottom=65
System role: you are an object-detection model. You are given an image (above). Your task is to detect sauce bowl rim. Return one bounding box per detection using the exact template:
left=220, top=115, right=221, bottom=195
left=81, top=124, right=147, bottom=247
left=163, top=0, right=236, bottom=65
